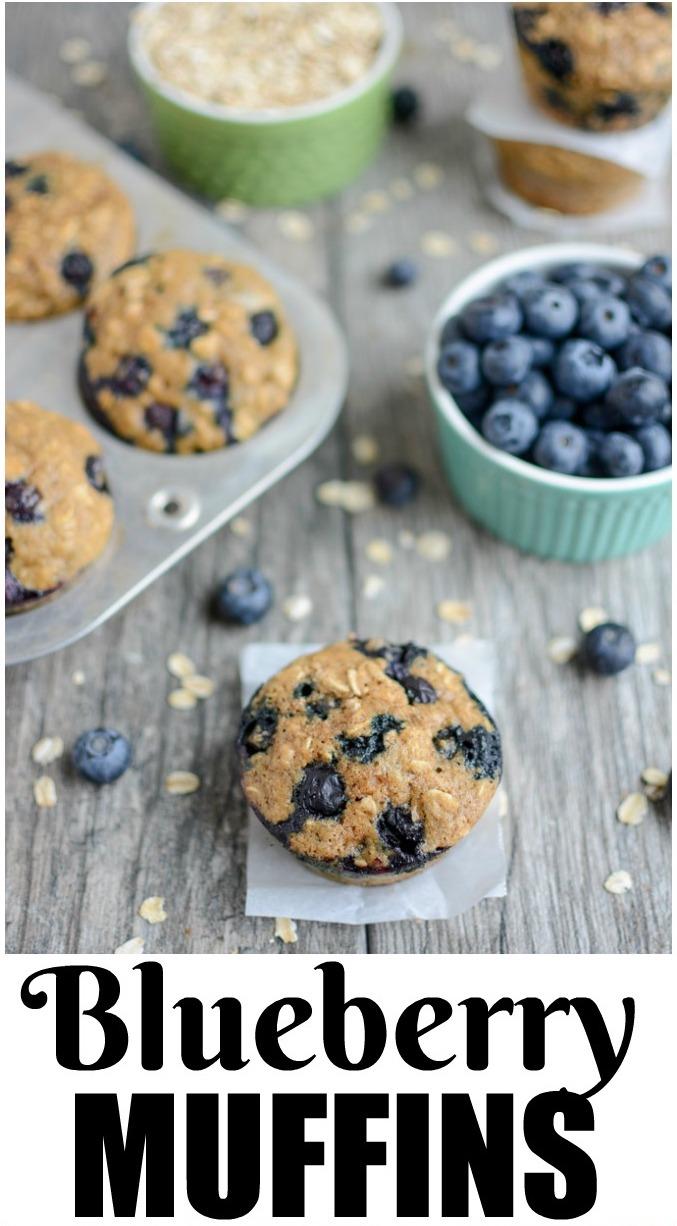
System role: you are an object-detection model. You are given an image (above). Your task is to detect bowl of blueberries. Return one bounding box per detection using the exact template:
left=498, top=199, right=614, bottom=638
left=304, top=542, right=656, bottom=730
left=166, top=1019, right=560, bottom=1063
left=426, top=243, right=671, bottom=562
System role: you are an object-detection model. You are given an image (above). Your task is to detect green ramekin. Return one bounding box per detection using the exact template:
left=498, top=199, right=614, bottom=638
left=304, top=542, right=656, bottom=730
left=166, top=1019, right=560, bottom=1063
left=426, top=243, right=672, bottom=563
left=128, top=2, right=402, bottom=206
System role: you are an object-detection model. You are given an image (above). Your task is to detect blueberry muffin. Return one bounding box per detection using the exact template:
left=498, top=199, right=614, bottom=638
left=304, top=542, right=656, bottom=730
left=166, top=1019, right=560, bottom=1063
left=5, top=400, right=114, bottom=612
left=493, top=139, right=643, bottom=214
left=79, top=249, right=299, bottom=454
left=237, top=638, right=502, bottom=885
left=5, top=152, right=135, bottom=320
left=512, top=3, right=672, bottom=132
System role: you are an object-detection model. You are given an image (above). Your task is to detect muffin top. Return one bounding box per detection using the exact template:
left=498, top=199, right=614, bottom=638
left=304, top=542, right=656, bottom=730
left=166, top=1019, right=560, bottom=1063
left=238, top=638, right=502, bottom=878
left=5, top=151, right=135, bottom=320
left=79, top=249, right=298, bottom=454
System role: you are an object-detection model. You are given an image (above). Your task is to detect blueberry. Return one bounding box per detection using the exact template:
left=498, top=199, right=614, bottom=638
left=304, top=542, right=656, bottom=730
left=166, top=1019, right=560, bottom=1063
left=577, top=430, right=606, bottom=477
left=460, top=293, right=523, bottom=344
left=553, top=339, right=617, bottom=402
left=503, top=270, right=546, bottom=300
left=250, top=310, right=278, bottom=345
left=398, top=674, right=437, bottom=704
left=374, top=463, right=420, bottom=507
left=439, top=316, right=462, bottom=346
left=338, top=713, right=404, bottom=764
left=110, top=354, right=152, bottom=397
left=377, top=804, right=424, bottom=861
left=579, top=294, right=631, bottom=350
left=481, top=335, right=533, bottom=386
left=545, top=396, right=576, bottom=421
left=214, top=403, right=234, bottom=440
left=144, top=403, right=185, bottom=450
left=625, top=274, right=672, bottom=330
left=27, top=174, right=49, bottom=194
left=580, top=400, right=620, bottom=432
left=61, top=250, right=93, bottom=295
left=165, top=308, right=208, bottom=349
left=553, top=261, right=611, bottom=285
left=634, top=422, right=672, bottom=471
left=392, top=85, right=420, bottom=124
left=522, top=283, right=578, bottom=339
left=533, top=421, right=589, bottom=474
left=641, top=253, right=671, bottom=289
left=582, top=622, right=636, bottom=675
left=5, top=479, right=43, bottom=523
left=238, top=702, right=278, bottom=757
left=605, top=367, right=669, bottom=427
left=455, top=384, right=491, bottom=421
left=214, top=567, right=273, bottom=625
left=524, top=334, right=555, bottom=367
left=437, top=339, right=482, bottom=395
left=72, top=728, right=132, bottom=784
left=481, top=399, right=539, bottom=455
left=598, top=432, right=644, bottom=477
left=559, top=277, right=607, bottom=306
left=188, top=361, right=230, bottom=401
left=5, top=160, right=28, bottom=177
left=85, top=455, right=110, bottom=494
left=507, top=369, right=553, bottom=418
left=530, top=38, right=574, bottom=82
left=617, top=330, right=672, bottom=381
left=433, top=723, right=502, bottom=780
left=203, top=265, right=230, bottom=286
left=293, top=763, right=346, bottom=818
left=383, top=258, right=418, bottom=289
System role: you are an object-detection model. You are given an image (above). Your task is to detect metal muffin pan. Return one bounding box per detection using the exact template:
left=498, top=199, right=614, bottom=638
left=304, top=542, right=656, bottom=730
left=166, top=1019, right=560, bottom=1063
left=6, top=77, right=349, bottom=665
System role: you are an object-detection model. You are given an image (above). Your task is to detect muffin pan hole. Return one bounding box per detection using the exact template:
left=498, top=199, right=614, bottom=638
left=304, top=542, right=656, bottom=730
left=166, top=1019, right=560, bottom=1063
left=147, top=487, right=201, bottom=530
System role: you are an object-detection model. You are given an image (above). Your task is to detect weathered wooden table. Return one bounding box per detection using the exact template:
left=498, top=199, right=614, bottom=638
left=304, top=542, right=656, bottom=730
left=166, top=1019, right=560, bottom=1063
left=6, top=3, right=671, bottom=955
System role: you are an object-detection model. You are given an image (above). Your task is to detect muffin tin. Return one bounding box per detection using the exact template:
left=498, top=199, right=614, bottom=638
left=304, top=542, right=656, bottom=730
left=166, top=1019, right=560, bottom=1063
left=6, top=76, right=349, bottom=665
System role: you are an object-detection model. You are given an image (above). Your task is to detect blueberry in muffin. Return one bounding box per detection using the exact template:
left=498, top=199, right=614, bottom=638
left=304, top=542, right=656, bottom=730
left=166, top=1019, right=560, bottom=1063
left=237, top=638, right=502, bottom=884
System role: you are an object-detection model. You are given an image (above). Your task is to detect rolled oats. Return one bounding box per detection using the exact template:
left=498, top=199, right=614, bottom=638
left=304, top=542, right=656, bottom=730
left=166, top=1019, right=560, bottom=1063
left=578, top=606, right=608, bottom=633
left=138, top=896, right=167, bottom=924
left=168, top=688, right=198, bottom=710
left=282, top=594, right=313, bottom=622
left=351, top=434, right=379, bottom=465
left=636, top=641, right=661, bottom=664
left=165, top=770, right=201, bottom=795
left=603, top=870, right=633, bottom=895
left=114, top=936, right=145, bottom=955
left=616, top=792, right=648, bottom=826
left=416, top=530, right=452, bottom=560
left=31, top=736, right=64, bottom=766
left=547, top=635, right=577, bottom=664
left=274, top=916, right=298, bottom=944
left=437, top=600, right=472, bottom=624
left=167, top=651, right=196, bottom=678
left=34, top=775, right=57, bottom=808
left=183, top=674, right=216, bottom=699
left=365, top=538, right=393, bottom=565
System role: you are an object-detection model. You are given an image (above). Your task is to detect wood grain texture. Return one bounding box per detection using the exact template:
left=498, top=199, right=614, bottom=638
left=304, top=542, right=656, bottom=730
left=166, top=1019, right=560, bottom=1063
left=6, top=3, right=671, bottom=955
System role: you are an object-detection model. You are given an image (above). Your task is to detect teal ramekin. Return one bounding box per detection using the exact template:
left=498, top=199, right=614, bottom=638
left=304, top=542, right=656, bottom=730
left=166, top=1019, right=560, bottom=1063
left=425, top=243, right=672, bottom=563
left=128, top=2, right=402, bottom=206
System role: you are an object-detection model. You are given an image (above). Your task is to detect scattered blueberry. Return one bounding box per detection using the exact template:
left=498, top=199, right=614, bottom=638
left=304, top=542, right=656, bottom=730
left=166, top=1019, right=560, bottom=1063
left=625, top=274, right=672, bottom=330
left=377, top=804, right=424, bottom=862
left=553, top=339, right=616, bottom=402
left=61, top=250, right=93, bottom=295
left=460, top=293, right=523, bottom=343
left=617, top=330, right=672, bottom=381
left=634, top=423, right=672, bottom=472
left=238, top=702, right=278, bottom=758
left=5, top=479, right=43, bottom=523
left=110, top=354, right=151, bottom=397
left=85, top=455, right=110, bottom=494
left=522, top=283, right=578, bottom=339
left=481, top=335, right=532, bottom=386
left=72, top=729, right=132, bottom=784
left=641, top=253, right=671, bottom=289
left=433, top=723, right=502, bottom=779
left=582, top=622, right=636, bottom=676
left=598, top=432, right=644, bottom=477
left=579, top=295, right=631, bottom=350
left=293, top=763, right=346, bottom=818
left=188, top=361, right=230, bottom=401
left=392, top=85, right=420, bottom=125
left=339, top=713, right=404, bottom=764
left=437, top=339, right=482, bottom=395
left=605, top=367, right=669, bottom=428
left=533, top=421, right=589, bottom=474
left=481, top=399, right=539, bottom=455
left=144, top=403, right=184, bottom=450
left=374, top=462, right=420, bottom=507
left=165, top=308, right=208, bottom=349
left=383, top=259, right=418, bottom=288
left=249, top=310, right=278, bottom=345
left=213, top=567, right=273, bottom=625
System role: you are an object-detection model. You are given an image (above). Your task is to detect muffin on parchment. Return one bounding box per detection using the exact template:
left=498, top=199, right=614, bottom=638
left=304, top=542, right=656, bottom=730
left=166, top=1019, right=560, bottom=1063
left=5, top=151, right=135, bottom=320
left=5, top=400, right=114, bottom=612
left=79, top=249, right=299, bottom=454
left=512, top=2, right=672, bottom=132
left=237, top=638, right=502, bottom=885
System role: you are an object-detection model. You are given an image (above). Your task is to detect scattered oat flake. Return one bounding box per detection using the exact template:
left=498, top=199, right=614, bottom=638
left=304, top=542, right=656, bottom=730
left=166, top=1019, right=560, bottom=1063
left=469, top=230, right=500, bottom=256
left=352, top=434, right=379, bottom=465
left=437, top=600, right=472, bottom=625
left=215, top=197, right=249, bottom=223
left=316, top=479, right=375, bottom=513
left=230, top=515, right=253, bottom=538
left=114, top=936, right=145, bottom=955
left=474, top=44, right=503, bottom=70
left=417, top=531, right=451, bottom=561
left=641, top=766, right=669, bottom=802
left=617, top=792, right=648, bottom=827
left=604, top=870, right=633, bottom=896
left=345, top=210, right=371, bottom=235
left=183, top=674, right=215, bottom=699
left=390, top=177, right=414, bottom=201
left=547, top=635, right=577, bottom=664
left=404, top=354, right=424, bottom=379
left=398, top=529, right=416, bottom=549
left=653, top=668, right=671, bottom=686
left=139, top=896, right=167, bottom=924
left=72, top=669, right=86, bottom=686
left=277, top=211, right=314, bottom=241
left=362, top=189, right=390, bottom=213
left=274, top=917, right=298, bottom=944
left=283, top=594, right=313, bottom=622
left=578, top=606, right=609, bottom=633
left=363, top=574, right=385, bottom=600
left=636, top=641, right=661, bottom=664
left=31, top=736, right=64, bottom=766
left=71, top=60, right=108, bottom=87
left=165, top=770, right=201, bottom=795
left=34, top=775, right=57, bottom=808
left=168, top=687, right=198, bottom=710
left=365, top=538, right=393, bottom=565
left=414, top=162, right=444, bottom=190
left=59, top=36, right=92, bottom=63
left=421, top=231, right=456, bottom=259
left=167, top=651, right=196, bottom=678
